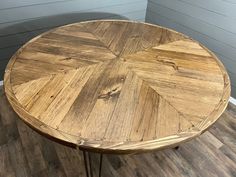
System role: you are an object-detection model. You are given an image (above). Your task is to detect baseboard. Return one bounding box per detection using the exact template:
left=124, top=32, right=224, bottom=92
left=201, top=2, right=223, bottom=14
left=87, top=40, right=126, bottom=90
left=0, top=79, right=235, bottom=105
left=229, top=97, right=236, bottom=106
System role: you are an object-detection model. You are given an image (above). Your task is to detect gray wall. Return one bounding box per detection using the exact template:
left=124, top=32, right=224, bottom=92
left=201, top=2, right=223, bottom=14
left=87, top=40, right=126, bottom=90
left=146, top=0, right=236, bottom=98
left=0, top=0, right=147, bottom=80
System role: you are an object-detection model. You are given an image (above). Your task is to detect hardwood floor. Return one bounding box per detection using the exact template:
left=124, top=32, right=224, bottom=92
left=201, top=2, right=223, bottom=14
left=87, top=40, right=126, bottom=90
left=0, top=86, right=236, bottom=177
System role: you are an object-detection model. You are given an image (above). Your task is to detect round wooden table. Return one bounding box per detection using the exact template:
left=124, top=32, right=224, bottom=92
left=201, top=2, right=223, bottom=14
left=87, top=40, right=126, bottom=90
left=4, top=20, right=230, bottom=176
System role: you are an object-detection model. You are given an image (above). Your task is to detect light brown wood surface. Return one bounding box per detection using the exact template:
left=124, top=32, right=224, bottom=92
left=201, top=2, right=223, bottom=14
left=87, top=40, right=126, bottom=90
left=3, top=20, right=231, bottom=154
left=1, top=87, right=236, bottom=177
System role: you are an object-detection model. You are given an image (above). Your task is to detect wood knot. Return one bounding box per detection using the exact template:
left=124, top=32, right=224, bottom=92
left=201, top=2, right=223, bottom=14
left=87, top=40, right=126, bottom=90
left=98, top=87, right=121, bottom=100
left=121, top=77, right=125, bottom=81
left=130, top=35, right=139, bottom=39
left=61, top=57, right=72, bottom=61
left=156, top=56, right=179, bottom=70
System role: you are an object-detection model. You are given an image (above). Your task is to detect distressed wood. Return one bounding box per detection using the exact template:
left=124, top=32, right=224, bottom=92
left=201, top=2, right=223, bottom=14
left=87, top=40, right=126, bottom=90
left=1, top=87, right=236, bottom=176
left=145, top=0, right=236, bottom=98
left=3, top=20, right=230, bottom=154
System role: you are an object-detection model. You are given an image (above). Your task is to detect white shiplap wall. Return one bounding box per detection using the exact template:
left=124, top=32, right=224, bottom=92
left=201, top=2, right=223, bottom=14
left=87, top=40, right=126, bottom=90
left=0, top=0, right=147, bottom=79
left=146, top=0, right=236, bottom=98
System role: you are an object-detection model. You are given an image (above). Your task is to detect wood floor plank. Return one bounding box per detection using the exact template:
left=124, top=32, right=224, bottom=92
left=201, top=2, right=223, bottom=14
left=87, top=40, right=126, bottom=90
left=7, top=138, right=31, bottom=177
left=39, top=138, right=67, bottom=177
left=17, top=120, right=48, bottom=177
left=177, top=138, right=232, bottom=177
left=0, top=145, right=16, bottom=177
left=161, top=150, right=199, bottom=177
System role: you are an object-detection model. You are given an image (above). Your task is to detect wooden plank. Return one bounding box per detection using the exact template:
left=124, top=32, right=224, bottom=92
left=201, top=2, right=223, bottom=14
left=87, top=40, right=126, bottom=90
left=0, top=0, right=146, bottom=25
left=7, top=138, right=31, bottom=177
left=149, top=0, right=236, bottom=35
left=0, top=46, right=20, bottom=61
left=17, top=120, right=49, bottom=176
left=0, top=145, right=15, bottom=177
left=175, top=0, right=236, bottom=18
left=54, top=144, right=85, bottom=177
left=0, top=9, right=142, bottom=36
left=177, top=139, right=233, bottom=177
left=0, top=28, right=47, bottom=49
left=228, top=72, right=236, bottom=88
left=0, top=8, right=145, bottom=80
left=148, top=1, right=236, bottom=49
left=209, top=112, right=236, bottom=155
left=0, top=0, right=76, bottom=10
left=0, top=10, right=145, bottom=50
left=146, top=10, right=236, bottom=64
left=145, top=10, right=236, bottom=96
left=148, top=14, right=236, bottom=76
left=215, top=52, right=236, bottom=75
left=38, top=138, right=67, bottom=177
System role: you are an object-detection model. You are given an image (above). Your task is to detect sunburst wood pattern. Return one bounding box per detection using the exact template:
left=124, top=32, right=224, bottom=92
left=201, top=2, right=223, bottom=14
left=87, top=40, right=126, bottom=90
left=3, top=20, right=230, bottom=154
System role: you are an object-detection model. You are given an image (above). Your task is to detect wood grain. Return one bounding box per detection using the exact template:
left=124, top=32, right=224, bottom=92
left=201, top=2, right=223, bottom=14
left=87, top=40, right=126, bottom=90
left=1, top=87, right=236, bottom=176
left=3, top=20, right=230, bottom=154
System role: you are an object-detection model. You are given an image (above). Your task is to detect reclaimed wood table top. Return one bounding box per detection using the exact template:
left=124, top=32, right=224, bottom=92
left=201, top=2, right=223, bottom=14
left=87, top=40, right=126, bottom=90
left=4, top=20, right=230, bottom=154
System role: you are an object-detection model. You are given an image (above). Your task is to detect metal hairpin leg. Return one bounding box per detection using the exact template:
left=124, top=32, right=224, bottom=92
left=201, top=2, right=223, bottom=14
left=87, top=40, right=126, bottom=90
left=83, top=151, right=103, bottom=177
left=88, top=153, right=94, bottom=177
left=83, top=151, right=90, bottom=177
left=174, top=146, right=179, bottom=150
left=98, top=153, right=103, bottom=177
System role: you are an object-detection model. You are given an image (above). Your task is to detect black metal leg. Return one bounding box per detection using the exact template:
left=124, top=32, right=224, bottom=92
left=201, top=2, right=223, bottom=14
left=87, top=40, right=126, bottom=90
left=99, top=154, right=103, bottom=177
left=174, top=146, right=179, bottom=150
left=83, top=151, right=90, bottom=177
left=88, top=152, right=94, bottom=177
left=82, top=151, right=103, bottom=177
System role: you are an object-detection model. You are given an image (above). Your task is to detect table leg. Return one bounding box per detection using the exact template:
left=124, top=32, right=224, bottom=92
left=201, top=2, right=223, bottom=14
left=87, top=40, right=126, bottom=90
left=82, top=151, right=103, bottom=177
left=174, top=146, right=179, bottom=150
left=99, top=153, right=103, bottom=177
left=83, top=151, right=90, bottom=177
left=88, top=152, right=94, bottom=177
